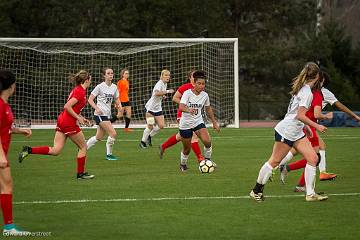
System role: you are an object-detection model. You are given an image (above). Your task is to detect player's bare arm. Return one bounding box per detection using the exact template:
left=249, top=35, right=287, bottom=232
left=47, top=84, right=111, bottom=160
left=205, top=106, right=220, bottom=132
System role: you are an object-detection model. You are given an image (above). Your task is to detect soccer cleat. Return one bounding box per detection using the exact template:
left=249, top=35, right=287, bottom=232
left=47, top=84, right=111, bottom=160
left=3, top=224, right=30, bottom=237
left=77, top=172, right=95, bottom=180
left=147, top=136, right=152, bottom=147
left=106, top=154, right=118, bottom=161
left=18, top=146, right=31, bottom=163
left=123, top=128, right=133, bottom=132
left=319, top=172, right=337, bottom=181
left=305, top=193, right=328, bottom=202
left=179, top=164, right=188, bottom=172
left=294, top=185, right=306, bottom=192
left=279, top=165, right=288, bottom=184
left=249, top=190, right=264, bottom=202
left=159, top=145, right=164, bottom=159
left=139, top=141, right=147, bottom=149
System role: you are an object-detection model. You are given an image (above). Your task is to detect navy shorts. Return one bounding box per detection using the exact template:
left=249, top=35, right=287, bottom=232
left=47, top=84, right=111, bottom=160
left=179, top=123, right=206, bottom=139
left=274, top=131, right=305, bottom=147
left=121, top=101, right=131, bottom=107
left=147, top=110, right=163, bottom=117
left=94, top=115, right=110, bottom=125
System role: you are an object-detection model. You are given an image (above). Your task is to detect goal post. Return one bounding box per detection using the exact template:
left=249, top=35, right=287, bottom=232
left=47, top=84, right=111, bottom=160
left=0, top=38, right=239, bottom=128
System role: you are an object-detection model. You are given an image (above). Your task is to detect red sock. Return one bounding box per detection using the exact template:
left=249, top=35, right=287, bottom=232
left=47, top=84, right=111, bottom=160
left=298, top=171, right=305, bottom=186
left=0, top=194, right=13, bottom=225
left=191, top=142, right=204, bottom=162
left=31, top=146, right=50, bottom=155
left=288, top=159, right=307, bottom=171
left=161, top=134, right=179, bottom=151
left=77, top=156, right=86, bottom=174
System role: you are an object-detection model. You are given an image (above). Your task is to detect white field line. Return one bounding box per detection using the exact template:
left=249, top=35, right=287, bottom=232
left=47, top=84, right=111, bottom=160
left=13, top=192, right=360, bottom=205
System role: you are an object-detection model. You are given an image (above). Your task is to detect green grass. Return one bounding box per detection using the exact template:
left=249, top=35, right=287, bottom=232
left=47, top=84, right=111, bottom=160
left=8, top=128, right=360, bottom=239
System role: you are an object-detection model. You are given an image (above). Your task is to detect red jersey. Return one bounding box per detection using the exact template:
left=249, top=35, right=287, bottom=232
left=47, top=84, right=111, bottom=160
left=0, top=98, right=14, bottom=156
left=306, top=90, right=323, bottom=122
left=58, top=85, right=87, bottom=126
left=176, top=83, right=194, bottom=119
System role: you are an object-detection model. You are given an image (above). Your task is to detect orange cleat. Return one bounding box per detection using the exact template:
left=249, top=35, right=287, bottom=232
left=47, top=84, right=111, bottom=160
left=319, top=172, right=337, bottom=181
left=123, top=128, right=133, bottom=132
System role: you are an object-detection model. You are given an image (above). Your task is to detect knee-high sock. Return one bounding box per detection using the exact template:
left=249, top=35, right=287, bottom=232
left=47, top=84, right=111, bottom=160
left=191, top=142, right=203, bottom=161
left=87, top=136, right=98, bottom=150
left=288, top=159, right=307, bottom=171
left=0, top=194, right=13, bottom=225
left=256, top=162, right=273, bottom=185
left=125, top=117, right=131, bottom=128
left=305, top=164, right=316, bottom=196
left=106, top=136, right=115, bottom=155
left=161, top=134, right=179, bottom=150
left=77, top=156, right=86, bottom=174
left=318, top=150, right=326, bottom=172
left=204, top=146, right=212, bottom=159
left=279, top=151, right=294, bottom=166
left=298, top=171, right=305, bottom=186
left=30, top=146, right=50, bottom=155
left=150, top=125, right=160, bottom=137
left=181, top=152, right=189, bottom=165
left=141, top=127, right=151, bottom=142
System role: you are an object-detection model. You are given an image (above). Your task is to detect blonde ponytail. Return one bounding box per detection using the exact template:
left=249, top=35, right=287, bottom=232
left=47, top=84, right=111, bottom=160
left=290, top=62, right=319, bottom=95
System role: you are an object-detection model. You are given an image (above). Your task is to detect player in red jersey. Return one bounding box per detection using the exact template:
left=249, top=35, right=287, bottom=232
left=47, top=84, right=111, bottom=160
left=18, top=70, right=94, bottom=180
left=159, top=70, right=204, bottom=162
left=0, top=70, right=32, bottom=236
left=279, top=72, right=333, bottom=192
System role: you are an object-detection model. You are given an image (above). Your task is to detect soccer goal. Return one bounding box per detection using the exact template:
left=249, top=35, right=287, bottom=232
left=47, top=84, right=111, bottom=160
left=0, top=38, right=239, bottom=128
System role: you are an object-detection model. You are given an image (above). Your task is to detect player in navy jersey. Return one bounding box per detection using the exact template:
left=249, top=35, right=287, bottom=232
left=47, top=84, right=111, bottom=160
left=18, top=70, right=94, bottom=180
left=0, top=70, right=32, bottom=236
left=250, top=62, right=328, bottom=202
left=177, top=70, right=220, bottom=171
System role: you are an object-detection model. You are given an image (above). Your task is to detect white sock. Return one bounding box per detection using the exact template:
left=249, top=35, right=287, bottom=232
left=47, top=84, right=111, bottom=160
left=106, top=136, right=115, bottom=155
left=256, top=162, right=273, bottom=185
left=204, top=146, right=212, bottom=159
left=87, top=136, right=98, bottom=150
left=181, top=152, right=189, bottom=165
left=305, top=164, right=317, bottom=196
left=150, top=125, right=160, bottom=137
left=279, top=151, right=294, bottom=166
left=141, top=127, right=152, bottom=142
left=318, top=150, right=326, bottom=173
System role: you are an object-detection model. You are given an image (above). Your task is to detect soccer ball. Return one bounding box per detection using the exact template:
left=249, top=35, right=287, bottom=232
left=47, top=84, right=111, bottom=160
left=199, top=159, right=216, bottom=173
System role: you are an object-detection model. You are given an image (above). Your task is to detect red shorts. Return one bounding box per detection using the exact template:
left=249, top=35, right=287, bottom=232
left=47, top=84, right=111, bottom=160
left=306, top=126, right=319, bottom=147
left=56, top=121, right=81, bottom=136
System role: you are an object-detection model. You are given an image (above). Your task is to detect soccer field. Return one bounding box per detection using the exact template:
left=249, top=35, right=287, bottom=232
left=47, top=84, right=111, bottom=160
left=9, top=128, right=360, bottom=239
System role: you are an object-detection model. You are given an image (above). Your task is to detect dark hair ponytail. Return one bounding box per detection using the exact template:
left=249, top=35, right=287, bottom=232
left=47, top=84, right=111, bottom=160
left=193, top=70, right=206, bottom=81
left=0, top=70, right=16, bottom=92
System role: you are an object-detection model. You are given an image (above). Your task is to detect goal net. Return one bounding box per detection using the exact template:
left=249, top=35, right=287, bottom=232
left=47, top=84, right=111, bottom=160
left=0, top=38, right=239, bottom=128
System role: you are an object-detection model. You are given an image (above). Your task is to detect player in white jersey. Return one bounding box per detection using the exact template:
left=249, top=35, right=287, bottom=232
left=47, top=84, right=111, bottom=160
left=139, top=69, right=174, bottom=148
left=87, top=67, right=122, bottom=161
left=250, top=62, right=329, bottom=202
left=279, top=71, right=360, bottom=181
left=178, top=70, right=220, bottom=171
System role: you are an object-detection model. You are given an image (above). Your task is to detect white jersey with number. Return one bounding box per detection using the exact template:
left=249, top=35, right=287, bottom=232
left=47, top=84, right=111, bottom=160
left=145, top=80, right=167, bottom=112
left=321, top=87, right=338, bottom=109
left=179, top=89, right=210, bottom=130
left=274, top=84, right=313, bottom=141
left=91, top=82, right=119, bottom=117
